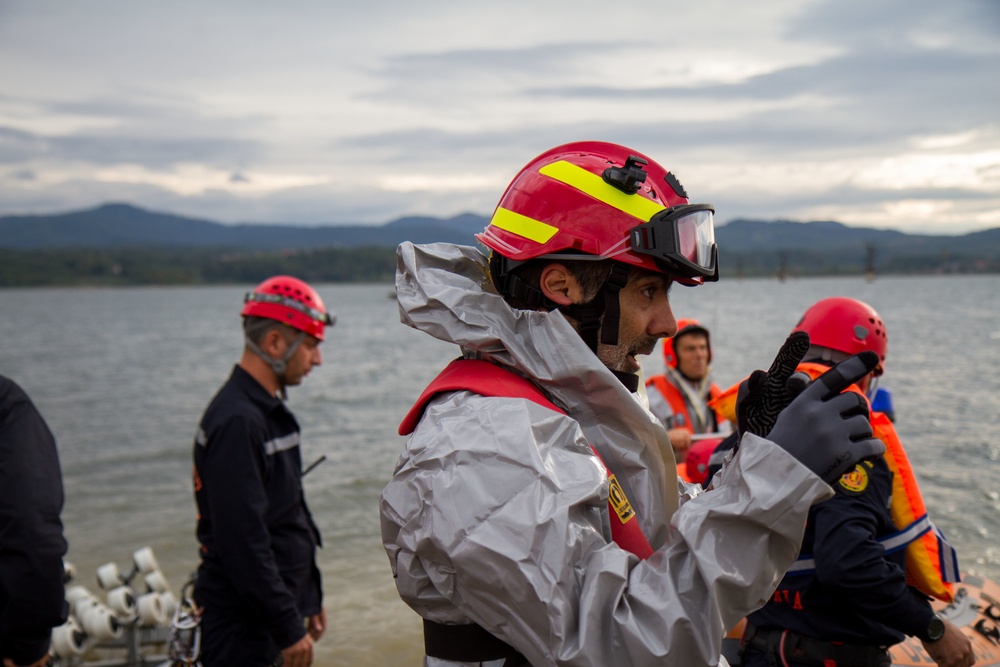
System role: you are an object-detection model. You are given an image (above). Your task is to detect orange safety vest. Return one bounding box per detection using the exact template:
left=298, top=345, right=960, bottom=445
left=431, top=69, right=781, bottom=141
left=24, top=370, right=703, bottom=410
left=647, top=374, right=727, bottom=483
left=789, top=362, right=959, bottom=602
left=399, top=358, right=655, bottom=559
left=645, top=374, right=726, bottom=434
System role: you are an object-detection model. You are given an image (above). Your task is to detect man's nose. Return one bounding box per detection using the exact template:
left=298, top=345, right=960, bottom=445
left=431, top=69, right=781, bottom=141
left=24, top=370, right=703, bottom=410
left=651, top=298, right=677, bottom=338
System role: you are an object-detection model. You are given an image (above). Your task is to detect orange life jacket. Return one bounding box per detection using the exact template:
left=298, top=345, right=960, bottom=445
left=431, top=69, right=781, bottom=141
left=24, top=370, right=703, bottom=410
left=399, top=358, right=655, bottom=559
left=790, top=362, right=959, bottom=602
left=646, top=374, right=726, bottom=434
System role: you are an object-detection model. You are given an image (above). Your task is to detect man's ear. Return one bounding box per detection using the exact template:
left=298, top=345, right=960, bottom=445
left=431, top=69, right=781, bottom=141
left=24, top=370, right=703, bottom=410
left=539, top=263, right=584, bottom=306
left=261, top=327, right=287, bottom=356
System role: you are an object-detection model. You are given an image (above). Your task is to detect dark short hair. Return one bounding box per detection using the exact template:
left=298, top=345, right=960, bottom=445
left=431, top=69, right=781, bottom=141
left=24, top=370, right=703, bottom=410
left=243, top=316, right=298, bottom=346
left=489, top=252, right=616, bottom=310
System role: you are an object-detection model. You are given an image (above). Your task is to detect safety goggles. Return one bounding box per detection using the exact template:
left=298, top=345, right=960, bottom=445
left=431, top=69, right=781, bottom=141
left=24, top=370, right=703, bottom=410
left=629, top=203, right=718, bottom=282
left=244, top=291, right=335, bottom=326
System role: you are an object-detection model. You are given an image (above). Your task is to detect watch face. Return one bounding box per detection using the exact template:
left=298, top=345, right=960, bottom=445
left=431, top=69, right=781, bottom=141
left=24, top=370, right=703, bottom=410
left=927, top=616, right=946, bottom=641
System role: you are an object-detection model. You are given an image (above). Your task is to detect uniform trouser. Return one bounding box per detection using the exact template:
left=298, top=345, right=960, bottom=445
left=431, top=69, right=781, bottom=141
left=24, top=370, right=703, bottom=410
left=740, top=626, right=891, bottom=667
left=199, top=608, right=283, bottom=667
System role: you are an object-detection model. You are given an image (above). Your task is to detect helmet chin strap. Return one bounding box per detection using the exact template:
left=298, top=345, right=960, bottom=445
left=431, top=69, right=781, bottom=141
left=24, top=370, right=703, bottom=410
left=558, top=265, right=639, bottom=392
left=497, top=257, right=636, bottom=390
left=246, top=331, right=307, bottom=399
left=559, top=264, right=631, bottom=352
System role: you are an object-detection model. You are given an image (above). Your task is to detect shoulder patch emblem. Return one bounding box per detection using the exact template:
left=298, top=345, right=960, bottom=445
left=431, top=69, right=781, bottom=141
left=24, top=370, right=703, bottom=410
left=838, top=464, right=869, bottom=495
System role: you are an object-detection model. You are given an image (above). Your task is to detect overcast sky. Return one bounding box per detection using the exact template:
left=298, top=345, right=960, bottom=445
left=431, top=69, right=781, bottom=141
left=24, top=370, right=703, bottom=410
left=1, top=0, right=998, bottom=234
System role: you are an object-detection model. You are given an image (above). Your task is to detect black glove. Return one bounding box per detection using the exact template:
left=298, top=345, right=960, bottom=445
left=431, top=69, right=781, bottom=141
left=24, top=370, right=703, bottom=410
left=765, top=352, right=886, bottom=483
left=736, top=331, right=811, bottom=439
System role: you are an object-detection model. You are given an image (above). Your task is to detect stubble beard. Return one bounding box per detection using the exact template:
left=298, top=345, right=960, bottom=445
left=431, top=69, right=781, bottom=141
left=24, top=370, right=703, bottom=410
left=598, top=334, right=660, bottom=374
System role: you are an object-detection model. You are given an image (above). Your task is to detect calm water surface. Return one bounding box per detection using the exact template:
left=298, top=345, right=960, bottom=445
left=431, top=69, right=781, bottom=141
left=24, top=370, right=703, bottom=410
left=1, top=274, right=998, bottom=666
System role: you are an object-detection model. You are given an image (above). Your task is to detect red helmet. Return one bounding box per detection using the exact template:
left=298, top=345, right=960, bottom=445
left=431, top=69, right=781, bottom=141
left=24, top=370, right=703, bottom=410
left=241, top=275, right=334, bottom=341
left=685, top=437, right=721, bottom=485
left=792, top=297, right=887, bottom=374
left=476, top=141, right=718, bottom=285
left=663, top=318, right=711, bottom=368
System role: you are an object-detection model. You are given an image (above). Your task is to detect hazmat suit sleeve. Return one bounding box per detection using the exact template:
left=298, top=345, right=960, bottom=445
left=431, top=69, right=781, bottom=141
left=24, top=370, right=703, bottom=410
left=380, top=389, right=833, bottom=667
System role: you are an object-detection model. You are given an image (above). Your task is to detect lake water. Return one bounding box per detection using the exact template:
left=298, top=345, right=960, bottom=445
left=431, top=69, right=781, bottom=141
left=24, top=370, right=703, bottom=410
left=1, top=272, right=998, bottom=666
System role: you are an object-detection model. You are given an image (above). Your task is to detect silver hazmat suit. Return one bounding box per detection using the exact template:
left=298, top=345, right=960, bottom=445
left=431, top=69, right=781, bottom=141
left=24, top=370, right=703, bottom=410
left=380, top=242, right=835, bottom=667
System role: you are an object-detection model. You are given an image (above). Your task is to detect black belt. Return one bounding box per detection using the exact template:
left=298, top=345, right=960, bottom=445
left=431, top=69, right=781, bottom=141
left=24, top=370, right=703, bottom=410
left=742, top=623, right=890, bottom=667
left=423, top=619, right=528, bottom=666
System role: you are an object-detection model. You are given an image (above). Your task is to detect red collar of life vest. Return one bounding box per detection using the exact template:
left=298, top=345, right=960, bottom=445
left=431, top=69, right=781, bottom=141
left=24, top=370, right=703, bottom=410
left=399, top=358, right=654, bottom=560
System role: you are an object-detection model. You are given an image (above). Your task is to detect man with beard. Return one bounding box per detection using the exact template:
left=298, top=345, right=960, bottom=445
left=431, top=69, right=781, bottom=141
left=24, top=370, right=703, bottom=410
left=193, top=276, right=332, bottom=667
left=380, top=142, right=886, bottom=666
left=645, top=318, right=730, bottom=463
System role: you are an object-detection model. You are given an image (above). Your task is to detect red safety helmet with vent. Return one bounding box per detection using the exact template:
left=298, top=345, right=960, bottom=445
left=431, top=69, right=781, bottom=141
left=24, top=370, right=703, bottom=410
left=663, top=318, right=712, bottom=369
left=241, top=275, right=334, bottom=341
left=792, top=297, right=887, bottom=375
left=476, top=141, right=718, bottom=285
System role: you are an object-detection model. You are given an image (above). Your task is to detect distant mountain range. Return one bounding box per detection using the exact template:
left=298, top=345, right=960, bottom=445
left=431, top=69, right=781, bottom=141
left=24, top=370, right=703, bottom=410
left=0, top=203, right=488, bottom=250
left=3, top=203, right=999, bottom=275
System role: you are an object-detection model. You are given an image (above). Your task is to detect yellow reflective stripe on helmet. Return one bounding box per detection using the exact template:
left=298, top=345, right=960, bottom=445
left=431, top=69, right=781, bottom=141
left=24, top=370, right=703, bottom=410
left=490, top=206, right=559, bottom=244
left=540, top=160, right=665, bottom=222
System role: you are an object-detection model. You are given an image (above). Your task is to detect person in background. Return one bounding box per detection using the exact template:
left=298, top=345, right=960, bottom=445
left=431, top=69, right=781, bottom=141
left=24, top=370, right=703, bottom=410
left=0, top=374, right=68, bottom=667
left=192, top=276, right=332, bottom=667
left=645, top=318, right=730, bottom=463
left=380, top=141, right=885, bottom=666
left=740, top=296, right=974, bottom=667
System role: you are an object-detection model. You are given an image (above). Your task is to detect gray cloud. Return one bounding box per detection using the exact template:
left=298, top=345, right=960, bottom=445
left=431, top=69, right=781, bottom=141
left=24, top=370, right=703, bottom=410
left=0, top=0, right=996, bottom=234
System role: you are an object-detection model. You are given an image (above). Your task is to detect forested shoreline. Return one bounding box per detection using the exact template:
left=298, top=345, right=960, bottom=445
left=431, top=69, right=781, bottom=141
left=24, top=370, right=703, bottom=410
left=2, top=245, right=997, bottom=288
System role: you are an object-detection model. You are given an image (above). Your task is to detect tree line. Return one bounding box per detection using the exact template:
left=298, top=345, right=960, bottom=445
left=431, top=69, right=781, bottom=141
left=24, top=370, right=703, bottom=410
left=1, top=244, right=997, bottom=288
left=0, top=246, right=397, bottom=287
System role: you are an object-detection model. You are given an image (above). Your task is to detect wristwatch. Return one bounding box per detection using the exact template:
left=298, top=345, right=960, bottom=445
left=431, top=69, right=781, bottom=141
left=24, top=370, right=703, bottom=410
left=926, top=613, right=946, bottom=642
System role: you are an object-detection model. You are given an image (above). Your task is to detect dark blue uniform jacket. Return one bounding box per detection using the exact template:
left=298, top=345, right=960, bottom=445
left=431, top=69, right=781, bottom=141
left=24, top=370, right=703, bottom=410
left=747, top=456, right=934, bottom=645
left=194, top=366, right=322, bottom=660
left=0, top=374, right=68, bottom=665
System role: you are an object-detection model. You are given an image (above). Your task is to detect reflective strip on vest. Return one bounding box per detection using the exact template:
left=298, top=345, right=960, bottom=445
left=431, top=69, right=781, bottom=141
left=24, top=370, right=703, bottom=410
left=881, top=514, right=931, bottom=554
left=786, top=515, right=932, bottom=575
left=788, top=518, right=960, bottom=584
